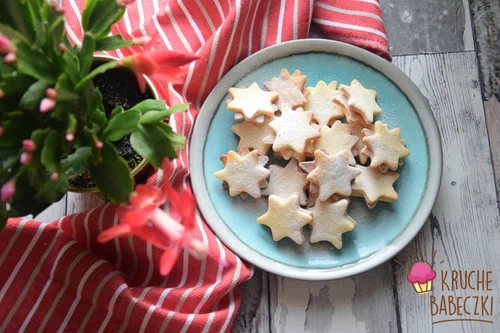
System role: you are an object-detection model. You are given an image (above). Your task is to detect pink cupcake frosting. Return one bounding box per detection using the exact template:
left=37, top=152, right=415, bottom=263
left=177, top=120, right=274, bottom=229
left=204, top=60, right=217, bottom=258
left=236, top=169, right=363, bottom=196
left=407, top=261, right=436, bottom=283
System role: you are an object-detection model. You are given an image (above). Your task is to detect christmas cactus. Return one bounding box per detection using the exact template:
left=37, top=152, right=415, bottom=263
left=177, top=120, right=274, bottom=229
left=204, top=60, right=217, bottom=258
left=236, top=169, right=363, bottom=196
left=0, top=0, right=197, bottom=228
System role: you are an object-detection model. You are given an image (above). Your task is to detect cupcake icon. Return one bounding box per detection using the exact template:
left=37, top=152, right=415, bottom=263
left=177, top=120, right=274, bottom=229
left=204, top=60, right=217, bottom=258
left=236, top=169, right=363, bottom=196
left=407, top=261, right=436, bottom=294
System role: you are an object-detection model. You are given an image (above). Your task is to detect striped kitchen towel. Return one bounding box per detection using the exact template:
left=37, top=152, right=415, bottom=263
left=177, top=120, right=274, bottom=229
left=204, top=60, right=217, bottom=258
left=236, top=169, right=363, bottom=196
left=0, top=1, right=390, bottom=332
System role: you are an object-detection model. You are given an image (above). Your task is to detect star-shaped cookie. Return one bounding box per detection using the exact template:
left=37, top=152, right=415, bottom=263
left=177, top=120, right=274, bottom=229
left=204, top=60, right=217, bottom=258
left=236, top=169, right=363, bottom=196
left=227, top=82, right=278, bottom=122
left=351, top=165, right=399, bottom=208
left=264, top=69, right=307, bottom=111
left=257, top=194, right=312, bottom=244
left=267, top=107, right=320, bottom=157
left=332, top=94, right=361, bottom=124
left=338, top=80, right=381, bottom=126
left=214, top=149, right=270, bottom=198
left=262, top=159, right=309, bottom=205
left=361, top=121, right=410, bottom=171
left=304, top=80, right=344, bottom=126
left=310, top=198, right=356, bottom=249
left=232, top=118, right=273, bottom=155
left=299, top=150, right=361, bottom=201
left=313, top=121, right=359, bottom=165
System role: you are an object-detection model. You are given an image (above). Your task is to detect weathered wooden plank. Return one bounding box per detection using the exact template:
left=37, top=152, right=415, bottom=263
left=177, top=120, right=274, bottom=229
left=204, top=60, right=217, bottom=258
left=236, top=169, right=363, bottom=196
left=469, top=0, right=500, bottom=206
left=269, top=262, right=398, bottom=333
left=34, top=195, right=67, bottom=223
left=232, top=269, right=271, bottom=333
left=66, top=192, right=106, bottom=215
left=392, top=52, right=500, bottom=333
left=380, top=0, right=474, bottom=55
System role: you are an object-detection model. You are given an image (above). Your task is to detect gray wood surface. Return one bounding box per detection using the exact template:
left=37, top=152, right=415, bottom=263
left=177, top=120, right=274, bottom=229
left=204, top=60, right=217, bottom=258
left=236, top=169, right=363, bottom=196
left=381, top=0, right=474, bottom=55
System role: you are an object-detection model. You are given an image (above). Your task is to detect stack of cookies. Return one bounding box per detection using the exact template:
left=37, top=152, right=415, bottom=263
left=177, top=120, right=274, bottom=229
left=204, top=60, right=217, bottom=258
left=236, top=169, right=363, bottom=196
left=214, top=69, right=410, bottom=250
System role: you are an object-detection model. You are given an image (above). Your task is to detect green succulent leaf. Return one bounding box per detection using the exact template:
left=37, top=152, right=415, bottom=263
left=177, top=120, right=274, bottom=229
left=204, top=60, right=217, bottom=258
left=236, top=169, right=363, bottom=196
left=62, top=50, right=81, bottom=85
left=41, top=131, right=61, bottom=172
left=61, top=147, right=91, bottom=178
left=140, top=103, right=189, bottom=124
left=131, top=123, right=177, bottom=168
left=13, top=40, right=58, bottom=83
left=89, top=142, right=133, bottom=203
left=0, top=1, right=36, bottom=42
left=156, top=122, right=186, bottom=149
left=103, top=109, right=141, bottom=141
left=0, top=114, right=35, bottom=147
left=0, top=147, right=21, bottom=184
left=79, top=34, right=96, bottom=76
left=95, top=35, right=135, bottom=51
left=82, top=0, right=126, bottom=39
left=19, top=80, right=51, bottom=110
left=128, top=99, right=166, bottom=114
left=34, top=173, right=69, bottom=203
left=75, top=60, right=119, bottom=92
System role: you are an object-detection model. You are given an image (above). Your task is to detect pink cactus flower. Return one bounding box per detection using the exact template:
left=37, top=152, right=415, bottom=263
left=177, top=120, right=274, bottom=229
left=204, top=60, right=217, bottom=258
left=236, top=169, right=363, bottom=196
left=120, top=34, right=199, bottom=93
left=98, top=160, right=207, bottom=276
left=117, top=0, right=136, bottom=7
left=20, top=152, right=32, bottom=164
left=0, top=34, right=16, bottom=63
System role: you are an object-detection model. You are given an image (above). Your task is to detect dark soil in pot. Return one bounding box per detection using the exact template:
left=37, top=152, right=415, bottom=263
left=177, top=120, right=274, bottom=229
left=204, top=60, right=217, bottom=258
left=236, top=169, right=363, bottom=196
left=69, top=61, right=154, bottom=189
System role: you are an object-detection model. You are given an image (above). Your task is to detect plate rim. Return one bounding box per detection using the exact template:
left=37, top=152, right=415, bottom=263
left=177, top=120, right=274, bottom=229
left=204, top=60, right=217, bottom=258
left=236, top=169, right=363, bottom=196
left=190, top=39, right=443, bottom=281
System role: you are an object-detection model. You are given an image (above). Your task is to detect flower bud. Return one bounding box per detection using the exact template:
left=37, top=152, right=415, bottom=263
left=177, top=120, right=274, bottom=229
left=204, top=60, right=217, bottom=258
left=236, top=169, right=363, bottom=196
left=58, top=43, right=67, bottom=53
left=95, top=141, right=104, bottom=149
left=117, top=0, right=136, bottom=7
left=1, top=179, right=15, bottom=202
left=0, top=34, right=15, bottom=54
left=66, top=133, right=74, bottom=142
left=133, top=36, right=151, bottom=46
left=0, top=89, right=4, bottom=98
left=50, top=172, right=59, bottom=181
left=40, top=98, right=56, bottom=113
left=0, top=127, right=3, bottom=137
left=20, top=152, right=31, bottom=164
left=22, top=139, right=36, bottom=153
left=3, top=53, right=16, bottom=63
left=46, top=88, right=57, bottom=100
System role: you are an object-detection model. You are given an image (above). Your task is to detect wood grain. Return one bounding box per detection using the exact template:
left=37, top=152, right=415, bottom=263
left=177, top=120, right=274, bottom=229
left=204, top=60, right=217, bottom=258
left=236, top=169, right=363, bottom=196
left=392, top=52, right=500, bottom=333
left=469, top=0, right=500, bottom=208
left=66, top=192, right=106, bottom=215
left=34, top=195, right=67, bottom=223
left=380, top=0, right=474, bottom=55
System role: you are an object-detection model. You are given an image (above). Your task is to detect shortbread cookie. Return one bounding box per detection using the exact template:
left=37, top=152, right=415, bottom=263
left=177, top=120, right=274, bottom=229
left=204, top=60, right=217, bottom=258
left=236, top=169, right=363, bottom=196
left=351, top=165, right=399, bottom=208
left=227, top=82, right=278, bottom=122
left=299, top=150, right=362, bottom=201
left=264, top=69, right=307, bottom=111
left=214, top=149, right=270, bottom=198
left=310, top=198, right=356, bottom=249
left=304, top=80, right=344, bottom=126
left=361, top=121, right=410, bottom=171
left=332, top=94, right=362, bottom=124
left=262, top=159, right=309, bottom=206
left=232, top=118, right=273, bottom=155
left=338, top=80, right=381, bottom=125
left=274, top=133, right=316, bottom=161
left=266, top=107, right=320, bottom=158
left=257, top=194, right=312, bottom=245
left=313, top=121, right=359, bottom=165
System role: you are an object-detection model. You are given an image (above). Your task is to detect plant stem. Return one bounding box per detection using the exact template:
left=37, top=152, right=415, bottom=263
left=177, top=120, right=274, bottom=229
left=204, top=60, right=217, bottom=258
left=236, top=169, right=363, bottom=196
left=74, top=60, right=119, bottom=92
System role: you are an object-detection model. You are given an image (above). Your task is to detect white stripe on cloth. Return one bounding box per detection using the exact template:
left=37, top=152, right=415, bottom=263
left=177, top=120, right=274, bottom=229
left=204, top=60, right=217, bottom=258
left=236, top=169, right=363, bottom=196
left=195, top=0, right=216, bottom=33
left=97, top=283, right=128, bottom=333
left=128, top=235, right=139, bottom=280
left=312, top=18, right=388, bottom=40
left=293, top=0, right=299, bottom=39
left=36, top=251, right=89, bottom=333
left=136, top=0, right=148, bottom=37
left=260, top=0, right=272, bottom=49
left=113, top=213, right=122, bottom=269
left=19, top=240, right=78, bottom=333
left=0, top=223, right=47, bottom=301
left=235, top=0, right=253, bottom=62
left=214, top=0, right=225, bottom=21
left=217, top=0, right=242, bottom=81
left=84, top=207, right=98, bottom=250
left=142, top=242, right=154, bottom=286
left=219, top=257, right=242, bottom=332
left=0, top=229, right=62, bottom=332
left=0, top=219, right=28, bottom=267
left=179, top=236, right=227, bottom=333
left=248, top=0, right=262, bottom=55
left=177, top=0, right=206, bottom=44
left=355, top=0, right=380, bottom=8
left=195, top=28, right=221, bottom=107
left=315, top=1, right=383, bottom=21
left=159, top=211, right=210, bottom=331
left=117, top=287, right=151, bottom=333
left=276, top=0, right=286, bottom=43
left=77, top=271, right=122, bottom=333
left=56, top=260, right=107, bottom=333
left=166, top=4, right=194, bottom=52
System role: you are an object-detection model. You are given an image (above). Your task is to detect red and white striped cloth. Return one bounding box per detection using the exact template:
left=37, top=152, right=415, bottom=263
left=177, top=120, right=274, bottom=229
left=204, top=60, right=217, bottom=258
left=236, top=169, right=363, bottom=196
left=0, top=1, right=390, bottom=332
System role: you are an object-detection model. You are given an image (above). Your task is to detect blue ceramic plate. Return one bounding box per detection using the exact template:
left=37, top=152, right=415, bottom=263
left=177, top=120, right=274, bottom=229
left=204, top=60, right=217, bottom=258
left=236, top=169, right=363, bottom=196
left=190, top=40, right=442, bottom=280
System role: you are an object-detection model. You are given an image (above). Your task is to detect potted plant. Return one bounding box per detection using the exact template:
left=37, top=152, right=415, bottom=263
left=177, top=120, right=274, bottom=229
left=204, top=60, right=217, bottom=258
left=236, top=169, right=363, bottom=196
left=0, top=0, right=198, bottom=228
